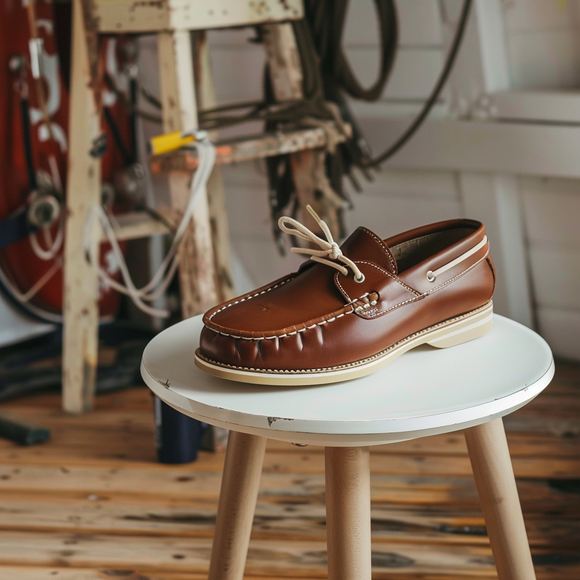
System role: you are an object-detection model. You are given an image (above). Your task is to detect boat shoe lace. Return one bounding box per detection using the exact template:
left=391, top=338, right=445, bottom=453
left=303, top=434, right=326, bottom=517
left=278, top=205, right=365, bottom=283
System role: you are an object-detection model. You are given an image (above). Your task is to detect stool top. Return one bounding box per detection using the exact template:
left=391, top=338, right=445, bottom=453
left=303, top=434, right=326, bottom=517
left=141, top=314, right=554, bottom=446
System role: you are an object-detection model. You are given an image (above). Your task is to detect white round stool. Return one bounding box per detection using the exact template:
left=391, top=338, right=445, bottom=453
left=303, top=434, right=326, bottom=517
left=141, top=314, right=554, bottom=580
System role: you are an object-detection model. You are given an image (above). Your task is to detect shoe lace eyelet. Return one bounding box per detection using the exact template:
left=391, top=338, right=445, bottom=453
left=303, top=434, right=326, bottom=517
left=354, top=273, right=365, bottom=283
left=426, top=271, right=436, bottom=282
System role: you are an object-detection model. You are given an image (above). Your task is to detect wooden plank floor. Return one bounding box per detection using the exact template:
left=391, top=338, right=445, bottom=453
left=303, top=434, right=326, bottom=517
left=0, top=362, right=578, bottom=579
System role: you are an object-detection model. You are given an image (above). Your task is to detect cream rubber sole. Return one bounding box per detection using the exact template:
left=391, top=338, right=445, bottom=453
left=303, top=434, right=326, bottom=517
left=194, top=301, right=494, bottom=386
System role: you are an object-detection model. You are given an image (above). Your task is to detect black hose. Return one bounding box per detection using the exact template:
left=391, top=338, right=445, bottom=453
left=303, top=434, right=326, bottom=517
left=19, top=96, right=38, bottom=191
left=103, top=106, right=132, bottom=166
left=365, top=0, right=472, bottom=167
left=129, top=77, right=138, bottom=165
left=304, top=0, right=398, bottom=102
left=298, top=0, right=398, bottom=171
left=187, top=0, right=472, bottom=172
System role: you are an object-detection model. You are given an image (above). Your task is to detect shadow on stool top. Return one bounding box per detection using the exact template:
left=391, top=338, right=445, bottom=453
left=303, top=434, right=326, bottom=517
left=141, top=314, right=553, bottom=447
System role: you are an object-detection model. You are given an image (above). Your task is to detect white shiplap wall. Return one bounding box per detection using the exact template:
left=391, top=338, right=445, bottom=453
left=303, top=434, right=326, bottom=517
left=503, top=0, right=580, bottom=361
left=521, top=177, right=580, bottom=361
left=504, top=0, right=580, bottom=89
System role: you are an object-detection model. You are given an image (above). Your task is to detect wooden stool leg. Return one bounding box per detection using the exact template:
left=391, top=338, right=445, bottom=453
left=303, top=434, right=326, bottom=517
left=464, top=418, right=536, bottom=580
left=208, top=431, right=267, bottom=580
left=325, top=447, right=372, bottom=580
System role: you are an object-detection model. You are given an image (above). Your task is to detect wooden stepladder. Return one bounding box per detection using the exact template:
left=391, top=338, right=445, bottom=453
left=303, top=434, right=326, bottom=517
left=63, top=0, right=344, bottom=413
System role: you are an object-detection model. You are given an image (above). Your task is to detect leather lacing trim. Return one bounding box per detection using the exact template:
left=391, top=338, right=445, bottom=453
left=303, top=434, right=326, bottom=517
left=196, top=302, right=492, bottom=375
left=426, top=249, right=489, bottom=296
left=359, top=249, right=490, bottom=319
left=427, top=236, right=488, bottom=282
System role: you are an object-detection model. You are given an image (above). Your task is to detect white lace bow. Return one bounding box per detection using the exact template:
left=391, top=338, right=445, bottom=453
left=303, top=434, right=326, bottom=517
left=278, top=205, right=365, bottom=283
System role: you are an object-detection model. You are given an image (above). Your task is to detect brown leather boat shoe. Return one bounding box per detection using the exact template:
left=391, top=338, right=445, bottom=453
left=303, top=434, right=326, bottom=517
left=195, top=206, right=495, bottom=385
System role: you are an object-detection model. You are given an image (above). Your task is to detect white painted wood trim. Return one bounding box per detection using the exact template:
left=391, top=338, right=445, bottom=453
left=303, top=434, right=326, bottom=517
left=369, top=118, right=580, bottom=179
left=442, top=0, right=509, bottom=116
left=98, top=211, right=171, bottom=242
left=471, top=0, right=511, bottom=93
left=490, top=90, right=580, bottom=124
left=459, top=173, right=533, bottom=328
left=442, top=1, right=533, bottom=328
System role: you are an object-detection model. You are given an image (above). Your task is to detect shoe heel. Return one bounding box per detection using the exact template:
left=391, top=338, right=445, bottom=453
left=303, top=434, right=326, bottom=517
left=427, top=306, right=493, bottom=349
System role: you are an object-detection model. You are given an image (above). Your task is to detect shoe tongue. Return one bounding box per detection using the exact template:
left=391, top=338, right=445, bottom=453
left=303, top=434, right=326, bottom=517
left=340, top=227, right=398, bottom=275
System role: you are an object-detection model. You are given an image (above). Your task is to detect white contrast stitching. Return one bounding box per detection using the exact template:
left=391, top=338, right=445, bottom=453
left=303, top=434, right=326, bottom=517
left=427, top=236, right=487, bottom=282
left=208, top=277, right=293, bottom=320
left=207, top=309, right=355, bottom=341
left=359, top=227, right=397, bottom=272
left=208, top=293, right=368, bottom=342
left=359, top=294, right=422, bottom=318
left=335, top=261, right=419, bottom=303
left=355, top=261, right=421, bottom=295
left=334, top=274, right=351, bottom=302
left=426, top=249, right=489, bottom=295
left=196, top=302, right=491, bottom=374
left=359, top=250, right=490, bottom=319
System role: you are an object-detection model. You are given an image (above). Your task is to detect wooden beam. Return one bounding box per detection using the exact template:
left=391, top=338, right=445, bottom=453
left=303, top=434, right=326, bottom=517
left=98, top=211, right=171, bottom=243
left=149, top=127, right=336, bottom=174
left=62, top=0, right=102, bottom=414
left=194, top=31, right=235, bottom=303
left=261, top=23, right=303, bottom=102
left=158, top=30, right=217, bottom=318
left=90, top=0, right=303, bottom=34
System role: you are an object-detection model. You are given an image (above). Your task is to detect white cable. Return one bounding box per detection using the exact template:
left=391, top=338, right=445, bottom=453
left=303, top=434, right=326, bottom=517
left=29, top=217, right=64, bottom=261
left=0, top=260, right=61, bottom=322
left=48, top=155, right=63, bottom=195
left=0, top=258, right=62, bottom=303
left=0, top=153, right=65, bottom=314
left=84, top=137, right=216, bottom=318
left=29, top=155, right=65, bottom=261
left=91, top=205, right=172, bottom=317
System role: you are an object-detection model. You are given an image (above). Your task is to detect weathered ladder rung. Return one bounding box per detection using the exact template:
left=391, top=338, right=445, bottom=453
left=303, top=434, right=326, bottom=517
left=150, top=127, right=345, bottom=174
left=90, top=0, right=303, bottom=33
left=98, top=211, right=172, bottom=243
